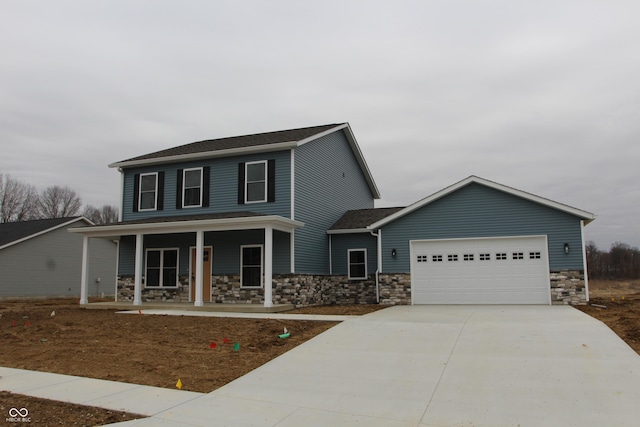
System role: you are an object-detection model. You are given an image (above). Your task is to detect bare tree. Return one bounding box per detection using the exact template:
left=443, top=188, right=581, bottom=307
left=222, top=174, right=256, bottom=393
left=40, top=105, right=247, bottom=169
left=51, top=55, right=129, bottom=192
left=83, top=204, right=119, bottom=224
left=0, top=174, right=40, bottom=222
left=37, top=185, right=82, bottom=218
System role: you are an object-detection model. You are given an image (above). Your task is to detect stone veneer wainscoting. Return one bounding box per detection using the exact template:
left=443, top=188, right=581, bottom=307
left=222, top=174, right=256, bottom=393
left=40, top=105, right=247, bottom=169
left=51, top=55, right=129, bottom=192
left=116, top=270, right=587, bottom=306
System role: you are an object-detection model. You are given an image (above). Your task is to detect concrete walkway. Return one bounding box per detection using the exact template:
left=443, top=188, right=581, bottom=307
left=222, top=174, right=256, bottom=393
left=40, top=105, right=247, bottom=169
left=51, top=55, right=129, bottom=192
left=3, top=305, right=640, bottom=426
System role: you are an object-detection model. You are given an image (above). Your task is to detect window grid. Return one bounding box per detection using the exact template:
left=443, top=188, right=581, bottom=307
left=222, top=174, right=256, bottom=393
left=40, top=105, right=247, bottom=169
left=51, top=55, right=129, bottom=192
left=496, top=253, right=507, bottom=260
left=463, top=254, right=474, bottom=261
left=512, top=252, right=524, bottom=260
left=417, top=255, right=428, bottom=263
left=448, top=254, right=459, bottom=262
left=529, top=251, right=541, bottom=259
left=432, top=255, right=443, bottom=262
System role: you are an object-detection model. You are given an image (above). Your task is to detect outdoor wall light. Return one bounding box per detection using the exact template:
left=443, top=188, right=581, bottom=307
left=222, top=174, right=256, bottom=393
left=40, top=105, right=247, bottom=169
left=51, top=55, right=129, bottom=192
left=564, top=243, right=570, bottom=254
left=391, top=249, right=397, bottom=258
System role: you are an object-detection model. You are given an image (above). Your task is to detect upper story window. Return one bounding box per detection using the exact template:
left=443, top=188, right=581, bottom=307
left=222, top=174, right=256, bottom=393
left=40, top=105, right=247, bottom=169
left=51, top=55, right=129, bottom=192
left=183, top=168, right=203, bottom=207
left=238, top=160, right=275, bottom=204
left=176, top=167, right=210, bottom=209
left=139, top=173, right=158, bottom=211
left=245, top=161, right=267, bottom=203
left=133, top=171, right=164, bottom=213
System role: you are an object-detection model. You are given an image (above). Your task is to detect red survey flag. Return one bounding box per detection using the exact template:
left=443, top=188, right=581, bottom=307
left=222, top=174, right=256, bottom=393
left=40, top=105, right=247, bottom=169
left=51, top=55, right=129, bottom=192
left=210, top=342, right=217, bottom=349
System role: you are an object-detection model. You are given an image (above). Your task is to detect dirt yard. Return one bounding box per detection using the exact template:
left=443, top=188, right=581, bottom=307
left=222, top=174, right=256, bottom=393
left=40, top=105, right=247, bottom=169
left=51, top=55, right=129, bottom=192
left=0, top=300, right=383, bottom=425
left=575, top=279, right=640, bottom=354
left=0, top=281, right=638, bottom=426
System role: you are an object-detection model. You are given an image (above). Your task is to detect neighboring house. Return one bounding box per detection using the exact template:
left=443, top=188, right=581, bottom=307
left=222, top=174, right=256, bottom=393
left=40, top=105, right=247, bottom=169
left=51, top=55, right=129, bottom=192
left=0, top=217, right=116, bottom=298
left=70, top=123, right=595, bottom=307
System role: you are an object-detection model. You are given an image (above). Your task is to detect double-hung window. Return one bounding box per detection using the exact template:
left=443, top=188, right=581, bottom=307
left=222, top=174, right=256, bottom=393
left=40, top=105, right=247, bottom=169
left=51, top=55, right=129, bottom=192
left=241, top=245, right=263, bottom=288
left=348, top=249, right=367, bottom=280
left=145, top=248, right=178, bottom=288
left=238, top=159, right=275, bottom=204
left=139, top=173, right=158, bottom=211
left=183, top=168, right=203, bottom=208
left=245, top=161, right=267, bottom=203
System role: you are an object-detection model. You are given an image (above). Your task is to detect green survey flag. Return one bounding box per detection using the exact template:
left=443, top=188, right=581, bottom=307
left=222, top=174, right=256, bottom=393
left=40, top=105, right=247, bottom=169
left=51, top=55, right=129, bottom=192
left=233, top=342, right=240, bottom=352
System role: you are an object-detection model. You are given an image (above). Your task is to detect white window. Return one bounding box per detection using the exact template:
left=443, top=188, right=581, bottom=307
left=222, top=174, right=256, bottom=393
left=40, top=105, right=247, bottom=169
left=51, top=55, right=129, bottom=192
left=512, top=252, right=524, bottom=260
left=245, top=161, right=267, bottom=203
left=348, top=249, right=367, bottom=279
left=145, top=248, right=178, bottom=288
left=463, top=254, right=474, bottom=261
left=432, top=255, right=443, bottom=262
left=417, top=255, right=428, bottom=263
left=479, top=253, right=491, bottom=261
left=183, top=168, right=203, bottom=207
left=496, top=253, right=507, bottom=260
left=241, top=245, right=263, bottom=288
left=529, top=251, right=541, bottom=259
left=139, top=173, right=158, bottom=211
left=448, top=254, right=459, bottom=262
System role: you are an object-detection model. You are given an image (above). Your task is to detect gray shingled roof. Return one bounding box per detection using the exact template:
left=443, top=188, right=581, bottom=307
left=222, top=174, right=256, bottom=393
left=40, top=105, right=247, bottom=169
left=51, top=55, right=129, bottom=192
left=329, top=207, right=404, bottom=231
left=116, top=123, right=342, bottom=165
left=105, top=212, right=268, bottom=227
left=0, top=217, right=82, bottom=247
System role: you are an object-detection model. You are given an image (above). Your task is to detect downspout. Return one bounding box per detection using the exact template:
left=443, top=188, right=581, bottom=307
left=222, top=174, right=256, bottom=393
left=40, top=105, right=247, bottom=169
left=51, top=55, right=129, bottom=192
left=370, top=228, right=381, bottom=303
left=581, top=220, right=590, bottom=302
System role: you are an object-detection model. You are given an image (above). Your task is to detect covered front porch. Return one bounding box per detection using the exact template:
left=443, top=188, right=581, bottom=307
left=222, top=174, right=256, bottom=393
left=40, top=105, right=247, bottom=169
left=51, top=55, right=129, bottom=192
left=69, top=213, right=304, bottom=308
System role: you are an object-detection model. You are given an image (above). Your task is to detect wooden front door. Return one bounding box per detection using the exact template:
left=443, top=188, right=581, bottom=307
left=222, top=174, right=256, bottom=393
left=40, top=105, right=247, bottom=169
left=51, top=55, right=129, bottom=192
left=191, top=247, right=212, bottom=302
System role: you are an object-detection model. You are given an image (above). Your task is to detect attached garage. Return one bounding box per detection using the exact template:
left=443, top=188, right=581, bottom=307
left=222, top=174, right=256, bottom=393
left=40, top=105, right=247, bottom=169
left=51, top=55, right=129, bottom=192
left=410, top=236, right=550, bottom=304
left=329, top=176, right=596, bottom=306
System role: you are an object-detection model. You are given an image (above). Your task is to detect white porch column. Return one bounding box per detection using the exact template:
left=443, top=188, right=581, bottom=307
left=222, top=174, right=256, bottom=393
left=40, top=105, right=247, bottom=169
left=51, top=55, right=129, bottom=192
left=133, top=233, right=143, bottom=306
left=79, top=235, right=89, bottom=305
left=264, top=226, right=273, bottom=308
left=194, top=230, right=204, bottom=307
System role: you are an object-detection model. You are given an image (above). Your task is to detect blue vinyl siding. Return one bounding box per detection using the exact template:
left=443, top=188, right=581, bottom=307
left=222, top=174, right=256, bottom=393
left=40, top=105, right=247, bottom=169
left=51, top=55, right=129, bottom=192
left=121, top=150, right=291, bottom=221
left=381, top=183, right=586, bottom=272
left=330, top=233, right=377, bottom=276
left=294, top=130, right=375, bottom=274
left=118, top=230, right=290, bottom=276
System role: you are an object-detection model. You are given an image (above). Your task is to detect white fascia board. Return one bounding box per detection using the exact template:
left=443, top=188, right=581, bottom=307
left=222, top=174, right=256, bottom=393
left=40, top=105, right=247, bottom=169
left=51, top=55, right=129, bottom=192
left=368, top=175, right=596, bottom=230
left=68, top=216, right=304, bottom=238
left=296, top=123, right=381, bottom=200
left=108, top=141, right=298, bottom=169
left=1, top=217, right=90, bottom=251
left=326, top=228, right=371, bottom=235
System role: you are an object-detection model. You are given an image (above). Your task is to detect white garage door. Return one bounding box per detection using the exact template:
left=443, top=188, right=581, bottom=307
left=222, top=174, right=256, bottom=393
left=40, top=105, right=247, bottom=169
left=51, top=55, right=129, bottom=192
left=411, top=236, right=550, bottom=304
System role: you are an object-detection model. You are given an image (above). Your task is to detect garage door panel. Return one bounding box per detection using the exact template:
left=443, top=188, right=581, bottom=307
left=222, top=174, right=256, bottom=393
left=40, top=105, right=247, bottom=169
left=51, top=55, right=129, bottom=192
left=411, top=236, right=550, bottom=305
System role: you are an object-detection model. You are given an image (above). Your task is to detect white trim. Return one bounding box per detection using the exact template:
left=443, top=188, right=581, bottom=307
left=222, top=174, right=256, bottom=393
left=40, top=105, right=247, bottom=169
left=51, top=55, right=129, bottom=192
left=290, top=229, right=295, bottom=273
left=327, top=228, right=370, bottom=235
left=138, top=172, right=158, bottom=212
left=80, top=235, right=89, bottom=305
left=188, top=245, right=213, bottom=303
left=144, top=247, right=180, bottom=289
left=1, top=217, right=91, bottom=251
left=182, top=167, right=203, bottom=208
left=240, top=244, right=264, bottom=289
left=347, top=248, right=368, bottom=280
left=328, top=234, right=333, bottom=275
left=118, top=168, right=124, bottom=222
left=369, top=176, right=596, bottom=230
left=581, top=220, right=590, bottom=302
left=69, top=215, right=303, bottom=238
left=109, top=141, right=298, bottom=168
left=264, top=226, right=273, bottom=308
left=290, top=148, right=295, bottom=219
left=114, top=240, right=120, bottom=301
left=296, top=123, right=349, bottom=147
left=244, top=160, right=268, bottom=204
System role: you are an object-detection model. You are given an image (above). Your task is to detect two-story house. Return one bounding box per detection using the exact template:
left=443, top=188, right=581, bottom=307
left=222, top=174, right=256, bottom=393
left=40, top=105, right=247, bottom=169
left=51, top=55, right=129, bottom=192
left=72, top=123, right=595, bottom=307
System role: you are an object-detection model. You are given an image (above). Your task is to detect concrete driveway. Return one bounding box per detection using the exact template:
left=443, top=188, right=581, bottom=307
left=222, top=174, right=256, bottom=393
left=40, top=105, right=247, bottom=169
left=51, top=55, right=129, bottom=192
left=125, top=305, right=640, bottom=427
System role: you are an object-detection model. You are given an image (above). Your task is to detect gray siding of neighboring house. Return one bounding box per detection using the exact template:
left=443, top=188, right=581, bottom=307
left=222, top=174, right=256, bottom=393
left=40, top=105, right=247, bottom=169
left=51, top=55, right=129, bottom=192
left=121, top=150, right=292, bottom=221
left=330, top=233, right=378, bottom=276
left=0, top=224, right=117, bottom=298
left=118, top=229, right=290, bottom=277
left=294, top=130, right=375, bottom=274
left=380, top=183, right=586, bottom=273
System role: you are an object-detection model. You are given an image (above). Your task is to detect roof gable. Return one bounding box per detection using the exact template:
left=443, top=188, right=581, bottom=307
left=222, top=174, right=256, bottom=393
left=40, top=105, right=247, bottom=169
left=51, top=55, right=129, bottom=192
left=0, top=217, right=90, bottom=250
left=110, top=123, right=344, bottom=168
left=368, top=176, right=596, bottom=229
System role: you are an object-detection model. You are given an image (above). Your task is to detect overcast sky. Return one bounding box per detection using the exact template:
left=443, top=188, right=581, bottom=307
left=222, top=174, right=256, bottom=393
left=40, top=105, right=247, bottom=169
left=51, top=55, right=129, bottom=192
left=1, top=1, right=638, bottom=250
